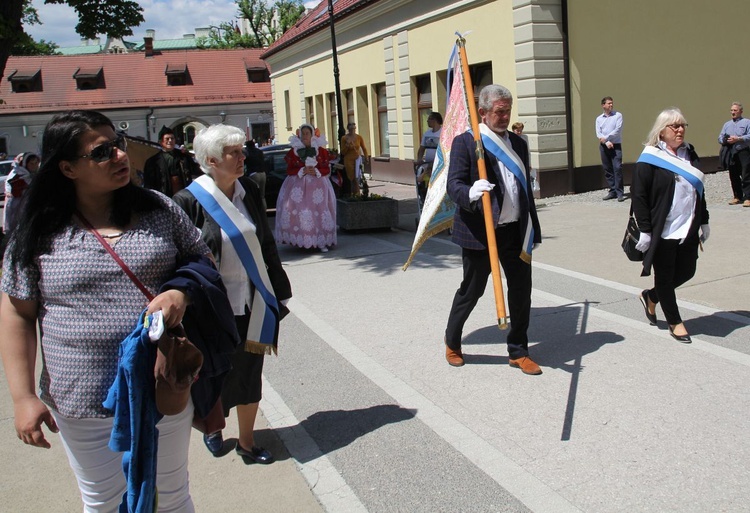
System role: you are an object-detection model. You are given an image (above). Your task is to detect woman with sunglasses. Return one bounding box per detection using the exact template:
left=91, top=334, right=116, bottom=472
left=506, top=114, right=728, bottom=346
left=0, top=110, right=209, bottom=511
left=632, top=108, right=709, bottom=343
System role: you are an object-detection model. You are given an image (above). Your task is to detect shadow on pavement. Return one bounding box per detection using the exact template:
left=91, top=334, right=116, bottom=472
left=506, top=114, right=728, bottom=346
left=688, top=310, right=750, bottom=338
left=250, top=404, right=416, bottom=464
left=459, top=301, right=625, bottom=441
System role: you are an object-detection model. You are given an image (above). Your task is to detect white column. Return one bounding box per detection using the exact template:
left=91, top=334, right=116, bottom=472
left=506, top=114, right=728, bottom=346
left=383, top=35, right=398, bottom=157
left=298, top=68, right=306, bottom=123
left=396, top=30, right=414, bottom=160
left=513, top=0, right=568, bottom=172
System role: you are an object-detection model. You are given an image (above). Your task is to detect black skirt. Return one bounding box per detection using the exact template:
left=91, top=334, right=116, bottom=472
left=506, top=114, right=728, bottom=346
left=221, top=309, right=265, bottom=413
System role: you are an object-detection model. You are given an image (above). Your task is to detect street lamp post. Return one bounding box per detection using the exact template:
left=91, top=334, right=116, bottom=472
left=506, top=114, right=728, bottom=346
left=328, top=0, right=345, bottom=144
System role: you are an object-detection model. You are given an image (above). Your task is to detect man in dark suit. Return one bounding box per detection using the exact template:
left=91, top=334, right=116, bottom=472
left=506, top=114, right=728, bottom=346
left=143, top=126, right=201, bottom=197
left=244, top=139, right=268, bottom=211
left=444, top=84, right=542, bottom=375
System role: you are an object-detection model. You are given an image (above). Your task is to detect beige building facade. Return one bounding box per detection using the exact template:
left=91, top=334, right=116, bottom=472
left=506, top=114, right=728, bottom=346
left=263, top=0, right=750, bottom=196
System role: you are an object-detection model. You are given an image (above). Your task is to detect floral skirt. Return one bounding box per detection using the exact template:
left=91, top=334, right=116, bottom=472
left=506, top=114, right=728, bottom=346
left=275, top=175, right=337, bottom=249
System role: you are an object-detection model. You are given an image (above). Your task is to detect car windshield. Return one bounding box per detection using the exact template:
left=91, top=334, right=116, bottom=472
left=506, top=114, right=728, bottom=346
left=0, top=161, right=14, bottom=177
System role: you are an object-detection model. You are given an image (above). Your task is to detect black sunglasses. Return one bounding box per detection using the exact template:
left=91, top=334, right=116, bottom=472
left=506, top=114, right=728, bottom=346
left=77, top=136, right=127, bottom=163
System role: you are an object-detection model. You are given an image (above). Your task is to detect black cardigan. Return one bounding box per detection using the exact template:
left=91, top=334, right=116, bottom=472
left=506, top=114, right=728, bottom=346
left=631, top=146, right=709, bottom=277
left=172, top=177, right=292, bottom=305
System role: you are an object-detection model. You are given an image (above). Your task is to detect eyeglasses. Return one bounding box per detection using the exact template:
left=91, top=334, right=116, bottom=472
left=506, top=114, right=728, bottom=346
left=77, top=136, right=127, bottom=163
left=666, top=123, right=688, bottom=131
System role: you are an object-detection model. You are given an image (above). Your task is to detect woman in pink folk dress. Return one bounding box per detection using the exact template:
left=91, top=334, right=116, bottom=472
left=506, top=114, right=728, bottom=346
left=274, top=124, right=337, bottom=252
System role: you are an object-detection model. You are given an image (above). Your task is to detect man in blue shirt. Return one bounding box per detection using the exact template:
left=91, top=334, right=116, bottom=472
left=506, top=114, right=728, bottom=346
left=595, top=96, right=624, bottom=201
left=718, top=102, right=750, bottom=206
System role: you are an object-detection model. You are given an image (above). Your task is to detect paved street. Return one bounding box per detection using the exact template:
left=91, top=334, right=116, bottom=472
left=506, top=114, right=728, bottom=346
left=1, top=179, right=749, bottom=512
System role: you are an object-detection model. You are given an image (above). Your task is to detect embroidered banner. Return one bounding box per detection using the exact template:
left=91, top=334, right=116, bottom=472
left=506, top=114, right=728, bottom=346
left=403, top=42, right=467, bottom=270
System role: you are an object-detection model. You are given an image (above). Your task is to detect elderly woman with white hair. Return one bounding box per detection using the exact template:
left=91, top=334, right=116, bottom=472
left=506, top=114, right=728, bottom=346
left=173, top=124, right=292, bottom=464
left=632, top=108, right=709, bottom=344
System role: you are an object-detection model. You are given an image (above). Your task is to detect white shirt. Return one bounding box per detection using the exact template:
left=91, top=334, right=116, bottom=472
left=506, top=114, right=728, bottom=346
left=421, top=127, right=442, bottom=163
left=657, top=141, right=696, bottom=241
left=219, top=182, right=256, bottom=315
left=595, top=110, right=623, bottom=144
left=495, top=131, right=521, bottom=225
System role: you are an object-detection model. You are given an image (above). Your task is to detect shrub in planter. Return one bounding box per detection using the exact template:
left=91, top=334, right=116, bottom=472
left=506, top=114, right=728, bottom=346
left=337, top=193, right=399, bottom=231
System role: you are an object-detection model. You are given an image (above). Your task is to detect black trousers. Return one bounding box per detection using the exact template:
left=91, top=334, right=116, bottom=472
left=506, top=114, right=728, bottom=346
left=445, top=223, right=532, bottom=359
left=728, top=147, right=750, bottom=201
left=646, top=237, right=699, bottom=326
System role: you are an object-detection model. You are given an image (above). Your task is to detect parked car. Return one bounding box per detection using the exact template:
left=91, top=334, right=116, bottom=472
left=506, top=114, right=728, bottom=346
left=258, top=144, right=291, bottom=211
left=0, top=159, right=15, bottom=202
left=257, top=143, right=343, bottom=211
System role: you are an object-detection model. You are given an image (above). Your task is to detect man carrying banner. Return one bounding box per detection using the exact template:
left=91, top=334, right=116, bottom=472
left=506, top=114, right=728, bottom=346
left=444, top=84, right=542, bottom=375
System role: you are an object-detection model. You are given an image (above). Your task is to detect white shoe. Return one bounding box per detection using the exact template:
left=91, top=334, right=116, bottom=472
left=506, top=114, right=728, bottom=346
left=320, top=247, right=329, bottom=253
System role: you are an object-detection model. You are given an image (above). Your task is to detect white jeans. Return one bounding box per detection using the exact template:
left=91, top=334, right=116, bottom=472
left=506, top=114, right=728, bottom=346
left=52, top=400, right=195, bottom=513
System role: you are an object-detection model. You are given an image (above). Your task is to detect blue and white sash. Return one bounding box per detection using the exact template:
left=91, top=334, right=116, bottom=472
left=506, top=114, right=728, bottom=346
left=187, top=175, right=280, bottom=354
left=478, top=124, right=535, bottom=263
left=636, top=145, right=704, bottom=197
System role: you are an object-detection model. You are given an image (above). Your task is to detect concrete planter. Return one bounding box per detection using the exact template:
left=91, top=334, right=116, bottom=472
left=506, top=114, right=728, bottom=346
left=336, top=197, right=399, bottom=231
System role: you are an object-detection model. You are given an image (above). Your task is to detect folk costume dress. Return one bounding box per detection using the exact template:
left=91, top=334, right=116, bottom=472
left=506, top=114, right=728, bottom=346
left=274, top=131, right=337, bottom=250
left=3, top=154, right=36, bottom=234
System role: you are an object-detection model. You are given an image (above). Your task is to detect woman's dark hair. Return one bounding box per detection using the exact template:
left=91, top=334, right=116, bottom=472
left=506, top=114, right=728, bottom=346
left=8, top=110, right=161, bottom=268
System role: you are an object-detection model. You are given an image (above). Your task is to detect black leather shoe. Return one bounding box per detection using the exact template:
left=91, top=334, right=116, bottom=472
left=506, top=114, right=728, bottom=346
left=236, top=444, right=275, bottom=464
left=203, top=432, right=236, bottom=457
left=617, top=196, right=625, bottom=202
left=603, top=193, right=616, bottom=200
left=669, top=326, right=692, bottom=344
left=203, top=432, right=223, bottom=454
left=639, top=290, right=657, bottom=326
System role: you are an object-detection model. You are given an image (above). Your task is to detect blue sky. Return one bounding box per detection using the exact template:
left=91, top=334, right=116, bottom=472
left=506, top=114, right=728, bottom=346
left=24, top=0, right=320, bottom=48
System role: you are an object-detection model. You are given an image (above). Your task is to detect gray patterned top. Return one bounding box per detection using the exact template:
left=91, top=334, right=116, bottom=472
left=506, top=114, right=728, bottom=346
left=1, top=194, right=209, bottom=418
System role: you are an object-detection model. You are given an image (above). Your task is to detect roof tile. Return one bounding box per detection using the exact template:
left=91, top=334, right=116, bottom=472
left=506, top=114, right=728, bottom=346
left=0, top=49, right=270, bottom=115
left=262, top=0, right=379, bottom=59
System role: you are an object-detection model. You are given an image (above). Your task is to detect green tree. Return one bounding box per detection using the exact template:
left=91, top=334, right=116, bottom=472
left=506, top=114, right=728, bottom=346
left=198, top=0, right=305, bottom=49
left=11, top=4, right=58, bottom=56
left=12, top=34, right=59, bottom=56
left=196, top=22, right=257, bottom=50
left=0, top=0, right=144, bottom=90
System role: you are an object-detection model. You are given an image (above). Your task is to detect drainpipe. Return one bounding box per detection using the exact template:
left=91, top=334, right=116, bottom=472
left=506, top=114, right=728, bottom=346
left=561, top=0, right=575, bottom=194
left=146, top=107, right=154, bottom=141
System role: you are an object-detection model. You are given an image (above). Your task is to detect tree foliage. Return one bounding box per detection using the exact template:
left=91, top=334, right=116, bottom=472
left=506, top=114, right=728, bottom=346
left=196, top=22, right=257, bottom=50
left=10, top=2, right=59, bottom=56
left=198, top=0, right=305, bottom=50
left=0, top=0, right=144, bottom=88
left=45, top=0, right=144, bottom=40
left=13, top=35, right=60, bottom=56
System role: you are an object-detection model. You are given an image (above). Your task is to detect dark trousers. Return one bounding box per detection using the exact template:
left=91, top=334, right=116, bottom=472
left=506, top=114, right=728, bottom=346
left=341, top=173, right=353, bottom=197
left=728, top=148, right=750, bottom=201
left=600, top=143, right=623, bottom=197
left=445, top=223, right=532, bottom=359
left=646, top=237, right=699, bottom=326
left=248, top=172, right=267, bottom=211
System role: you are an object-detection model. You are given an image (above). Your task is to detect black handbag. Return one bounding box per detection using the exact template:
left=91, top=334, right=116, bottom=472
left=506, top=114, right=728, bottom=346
left=622, top=214, right=643, bottom=262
